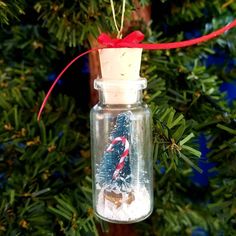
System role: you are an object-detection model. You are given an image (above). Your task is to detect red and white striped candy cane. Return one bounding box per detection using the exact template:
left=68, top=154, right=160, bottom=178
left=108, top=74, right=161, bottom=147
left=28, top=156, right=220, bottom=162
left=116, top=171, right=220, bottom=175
left=106, top=136, right=129, bottom=179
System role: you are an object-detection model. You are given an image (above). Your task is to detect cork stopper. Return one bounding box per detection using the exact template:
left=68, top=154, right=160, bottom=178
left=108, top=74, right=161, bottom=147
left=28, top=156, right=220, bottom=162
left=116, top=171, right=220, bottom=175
left=95, top=48, right=145, bottom=104
left=99, top=48, right=143, bottom=80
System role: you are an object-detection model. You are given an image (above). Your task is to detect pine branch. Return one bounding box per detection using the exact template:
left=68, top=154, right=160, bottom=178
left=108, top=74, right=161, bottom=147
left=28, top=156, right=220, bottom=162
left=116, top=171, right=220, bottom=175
left=0, top=0, right=25, bottom=25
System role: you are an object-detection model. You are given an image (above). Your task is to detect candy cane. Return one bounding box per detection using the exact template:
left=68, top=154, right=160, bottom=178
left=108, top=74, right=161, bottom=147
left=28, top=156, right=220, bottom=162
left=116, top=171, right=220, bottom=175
left=106, top=136, right=129, bottom=179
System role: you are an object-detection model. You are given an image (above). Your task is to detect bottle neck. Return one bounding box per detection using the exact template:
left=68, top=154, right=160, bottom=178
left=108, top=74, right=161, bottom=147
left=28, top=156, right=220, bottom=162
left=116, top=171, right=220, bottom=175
left=97, top=90, right=144, bottom=105
left=94, top=78, right=147, bottom=105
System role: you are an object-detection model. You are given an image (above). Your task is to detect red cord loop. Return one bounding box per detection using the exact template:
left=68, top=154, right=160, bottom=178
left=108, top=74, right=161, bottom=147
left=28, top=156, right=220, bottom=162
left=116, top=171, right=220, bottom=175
left=37, top=20, right=236, bottom=121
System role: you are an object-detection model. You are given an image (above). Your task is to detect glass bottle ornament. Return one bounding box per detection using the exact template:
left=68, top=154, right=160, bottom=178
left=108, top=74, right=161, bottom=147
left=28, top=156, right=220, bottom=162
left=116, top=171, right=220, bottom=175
left=35, top=17, right=236, bottom=224
left=90, top=48, right=153, bottom=223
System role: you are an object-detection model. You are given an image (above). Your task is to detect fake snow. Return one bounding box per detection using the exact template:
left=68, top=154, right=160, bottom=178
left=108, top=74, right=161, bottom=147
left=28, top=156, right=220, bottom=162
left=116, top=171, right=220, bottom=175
left=96, top=186, right=151, bottom=223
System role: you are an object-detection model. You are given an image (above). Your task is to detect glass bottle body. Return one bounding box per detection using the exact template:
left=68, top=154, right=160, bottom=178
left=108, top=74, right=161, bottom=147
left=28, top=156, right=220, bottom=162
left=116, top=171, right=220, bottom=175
left=90, top=99, right=153, bottom=223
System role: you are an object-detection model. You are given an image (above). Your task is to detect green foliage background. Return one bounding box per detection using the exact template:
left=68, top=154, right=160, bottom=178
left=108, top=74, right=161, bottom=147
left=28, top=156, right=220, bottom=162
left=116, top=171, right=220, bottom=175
left=0, top=0, right=236, bottom=235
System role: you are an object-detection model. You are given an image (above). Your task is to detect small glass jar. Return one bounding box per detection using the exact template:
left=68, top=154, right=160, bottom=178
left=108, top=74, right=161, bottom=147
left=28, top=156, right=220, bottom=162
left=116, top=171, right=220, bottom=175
left=90, top=78, right=153, bottom=223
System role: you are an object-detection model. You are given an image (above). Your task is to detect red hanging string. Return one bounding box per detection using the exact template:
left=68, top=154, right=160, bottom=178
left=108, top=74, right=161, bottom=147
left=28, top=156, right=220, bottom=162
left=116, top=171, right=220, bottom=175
left=98, top=20, right=236, bottom=49
left=37, top=19, right=236, bottom=121
left=37, top=48, right=100, bottom=121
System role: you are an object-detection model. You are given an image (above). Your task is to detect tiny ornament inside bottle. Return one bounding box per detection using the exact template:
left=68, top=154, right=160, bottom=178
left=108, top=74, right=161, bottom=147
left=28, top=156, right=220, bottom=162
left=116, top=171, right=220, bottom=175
left=90, top=48, right=153, bottom=223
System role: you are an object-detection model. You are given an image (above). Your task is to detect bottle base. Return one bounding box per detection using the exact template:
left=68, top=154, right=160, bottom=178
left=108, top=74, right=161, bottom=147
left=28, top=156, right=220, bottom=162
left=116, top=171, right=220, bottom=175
left=95, top=186, right=153, bottom=224
left=95, top=210, right=153, bottom=224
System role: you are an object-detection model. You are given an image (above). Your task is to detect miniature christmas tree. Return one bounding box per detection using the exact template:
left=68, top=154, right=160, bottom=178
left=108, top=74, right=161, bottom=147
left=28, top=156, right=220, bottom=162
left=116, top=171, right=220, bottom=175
left=97, top=112, right=132, bottom=192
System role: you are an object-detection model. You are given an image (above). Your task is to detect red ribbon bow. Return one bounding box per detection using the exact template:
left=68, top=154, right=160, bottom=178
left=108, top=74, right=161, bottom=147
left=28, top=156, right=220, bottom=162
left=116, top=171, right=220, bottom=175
left=98, top=31, right=145, bottom=47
